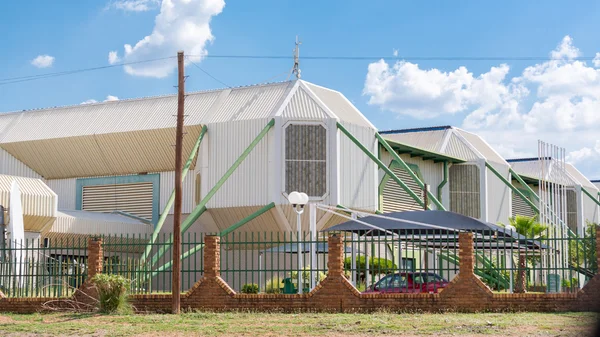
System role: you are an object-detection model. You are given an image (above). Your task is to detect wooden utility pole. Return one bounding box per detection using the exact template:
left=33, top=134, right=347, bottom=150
left=172, top=50, right=185, bottom=314
left=423, top=183, right=428, bottom=211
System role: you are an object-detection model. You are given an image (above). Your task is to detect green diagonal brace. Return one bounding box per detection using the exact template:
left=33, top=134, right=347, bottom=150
left=486, top=162, right=539, bottom=214
left=337, top=122, right=425, bottom=208
left=582, top=187, right=600, bottom=207
left=376, top=133, right=446, bottom=210
left=149, top=119, right=275, bottom=267
left=151, top=203, right=275, bottom=277
left=140, top=125, right=207, bottom=266
left=437, top=161, right=448, bottom=203
left=509, top=168, right=540, bottom=202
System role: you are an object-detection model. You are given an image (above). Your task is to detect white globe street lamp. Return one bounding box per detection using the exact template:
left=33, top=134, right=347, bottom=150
left=288, top=191, right=308, bottom=294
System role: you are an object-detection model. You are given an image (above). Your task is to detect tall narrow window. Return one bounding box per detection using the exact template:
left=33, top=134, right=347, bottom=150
left=449, top=164, right=481, bottom=218
left=285, top=124, right=327, bottom=197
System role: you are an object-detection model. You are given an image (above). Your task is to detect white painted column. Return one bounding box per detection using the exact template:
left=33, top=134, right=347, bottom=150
left=309, top=203, right=317, bottom=291
left=479, top=159, right=489, bottom=222
left=351, top=212, right=357, bottom=287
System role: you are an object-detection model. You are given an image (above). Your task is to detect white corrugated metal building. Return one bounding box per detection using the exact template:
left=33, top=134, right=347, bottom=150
left=0, top=80, right=379, bottom=242
left=380, top=126, right=513, bottom=225
left=508, top=158, right=600, bottom=234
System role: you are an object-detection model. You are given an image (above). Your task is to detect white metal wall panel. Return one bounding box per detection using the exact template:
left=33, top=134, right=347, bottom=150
left=281, top=87, right=329, bottom=119
left=511, top=181, right=536, bottom=218
left=445, top=133, right=480, bottom=162
left=338, top=122, right=378, bottom=211
left=381, top=165, right=423, bottom=212
left=486, top=162, right=511, bottom=225
left=204, top=119, right=271, bottom=208
left=303, top=82, right=373, bottom=128
left=81, top=182, right=154, bottom=220
left=0, top=148, right=42, bottom=179
left=46, top=178, right=77, bottom=210
left=381, top=130, right=447, bottom=153
left=159, top=170, right=196, bottom=215
left=582, top=187, right=599, bottom=224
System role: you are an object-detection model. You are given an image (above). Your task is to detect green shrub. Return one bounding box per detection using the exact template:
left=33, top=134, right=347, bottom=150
left=264, top=277, right=282, bottom=294
left=289, top=265, right=327, bottom=288
left=91, top=274, right=131, bottom=314
left=241, top=283, right=259, bottom=294
left=343, top=256, right=397, bottom=283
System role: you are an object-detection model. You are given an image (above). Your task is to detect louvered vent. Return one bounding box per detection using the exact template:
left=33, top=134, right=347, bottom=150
left=566, top=190, right=578, bottom=232
left=285, top=124, right=327, bottom=197
left=382, top=165, right=423, bottom=212
left=82, top=182, right=154, bottom=220
left=512, top=189, right=536, bottom=218
left=449, top=164, right=480, bottom=218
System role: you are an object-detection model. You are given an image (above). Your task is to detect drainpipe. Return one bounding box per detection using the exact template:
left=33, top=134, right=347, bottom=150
left=437, top=161, right=448, bottom=205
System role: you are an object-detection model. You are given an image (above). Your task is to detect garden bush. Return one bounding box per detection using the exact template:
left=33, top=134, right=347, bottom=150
left=241, top=283, right=259, bottom=294
left=91, top=274, right=131, bottom=314
left=264, top=277, right=282, bottom=294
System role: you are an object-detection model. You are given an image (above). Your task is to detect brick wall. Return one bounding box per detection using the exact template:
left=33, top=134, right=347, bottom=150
left=3, top=230, right=600, bottom=314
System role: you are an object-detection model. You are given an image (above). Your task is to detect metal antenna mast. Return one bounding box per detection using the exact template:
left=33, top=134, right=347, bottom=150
left=292, top=36, right=301, bottom=79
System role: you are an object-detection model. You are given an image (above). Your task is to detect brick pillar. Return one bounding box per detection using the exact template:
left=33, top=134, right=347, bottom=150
left=327, top=235, right=344, bottom=277
left=204, top=235, right=220, bottom=278
left=87, top=237, right=103, bottom=279
left=458, top=232, right=474, bottom=275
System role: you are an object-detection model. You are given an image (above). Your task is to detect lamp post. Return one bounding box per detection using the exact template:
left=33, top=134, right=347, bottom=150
left=288, top=191, right=309, bottom=294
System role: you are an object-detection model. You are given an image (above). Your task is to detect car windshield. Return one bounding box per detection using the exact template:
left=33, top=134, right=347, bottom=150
left=377, top=274, right=407, bottom=289
left=412, top=273, right=447, bottom=284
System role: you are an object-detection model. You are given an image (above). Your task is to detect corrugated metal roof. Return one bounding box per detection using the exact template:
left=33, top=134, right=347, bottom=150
left=565, top=163, right=598, bottom=190
left=444, top=132, right=480, bottom=161
left=302, top=81, right=375, bottom=128
left=382, top=129, right=447, bottom=153
left=48, top=209, right=151, bottom=237
left=509, top=159, right=577, bottom=186
left=454, top=128, right=507, bottom=165
left=0, top=174, right=57, bottom=232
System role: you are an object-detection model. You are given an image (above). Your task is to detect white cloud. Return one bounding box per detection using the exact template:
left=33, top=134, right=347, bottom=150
left=393, top=49, right=398, bottom=57
left=109, top=0, right=225, bottom=78
left=363, top=35, right=600, bottom=177
left=109, top=0, right=160, bottom=12
left=81, top=99, right=98, bottom=105
left=31, top=55, right=55, bottom=68
left=593, top=52, right=600, bottom=67
left=108, top=51, right=121, bottom=65
left=105, top=95, right=119, bottom=101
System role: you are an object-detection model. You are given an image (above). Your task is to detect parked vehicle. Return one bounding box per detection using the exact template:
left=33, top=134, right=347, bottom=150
left=363, top=272, right=448, bottom=294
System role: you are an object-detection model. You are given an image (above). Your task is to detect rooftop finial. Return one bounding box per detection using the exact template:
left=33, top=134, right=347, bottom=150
left=292, top=35, right=301, bottom=80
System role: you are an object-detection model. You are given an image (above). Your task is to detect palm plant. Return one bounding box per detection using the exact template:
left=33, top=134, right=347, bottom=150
left=505, top=215, right=547, bottom=293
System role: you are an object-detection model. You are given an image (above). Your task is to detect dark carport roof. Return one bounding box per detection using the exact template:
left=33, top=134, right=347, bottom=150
left=322, top=210, right=547, bottom=250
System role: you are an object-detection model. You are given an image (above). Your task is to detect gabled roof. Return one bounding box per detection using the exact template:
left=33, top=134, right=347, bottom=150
left=381, top=126, right=508, bottom=165
left=508, top=157, right=598, bottom=190
left=383, top=137, right=464, bottom=164
left=0, top=80, right=373, bottom=179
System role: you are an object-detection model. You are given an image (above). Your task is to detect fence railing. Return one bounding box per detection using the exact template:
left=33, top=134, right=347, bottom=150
left=0, top=227, right=597, bottom=298
left=101, top=233, right=205, bottom=295
left=0, top=237, right=88, bottom=298
left=473, top=226, right=597, bottom=293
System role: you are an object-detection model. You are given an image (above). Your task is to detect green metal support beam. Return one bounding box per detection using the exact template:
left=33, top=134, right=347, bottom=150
left=437, top=161, right=448, bottom=203
left=375, top=132, right=446, bottom=211
left=149, top=119, right=275, bottom=267
left=509, top=168, right=540, bottom=202
left=219, top=203, right=275, bottom=237
left=582, top=187, right=600, bottom=207
left=486, top=162, right=539, bottom=214
left=151, top=203, right=275, bottom=277
left=140, top=125, right=207, bottom=266
left=338, top=123, right=426, bottom=208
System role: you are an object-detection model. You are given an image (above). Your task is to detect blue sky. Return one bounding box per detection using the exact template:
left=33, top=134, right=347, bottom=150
left=2, top=0, right=600, bottom=177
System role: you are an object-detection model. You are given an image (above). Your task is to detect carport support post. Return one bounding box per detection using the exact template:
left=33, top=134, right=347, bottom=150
left=351, top=212, right=357, bottom=287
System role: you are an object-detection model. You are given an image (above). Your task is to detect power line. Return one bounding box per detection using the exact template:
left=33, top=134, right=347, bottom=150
left=191, top=55, right=600, bottom=61
left=0, top=57, right=176, bottom=85
left=186, top=57, right=231, bottom=88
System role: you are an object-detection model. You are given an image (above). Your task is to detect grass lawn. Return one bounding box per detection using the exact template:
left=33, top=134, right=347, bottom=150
left=0, top=311, right=597, bottom=337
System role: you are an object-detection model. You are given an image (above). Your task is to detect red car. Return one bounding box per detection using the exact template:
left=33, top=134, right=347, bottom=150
left=364, top=272, right=448, bottom=294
